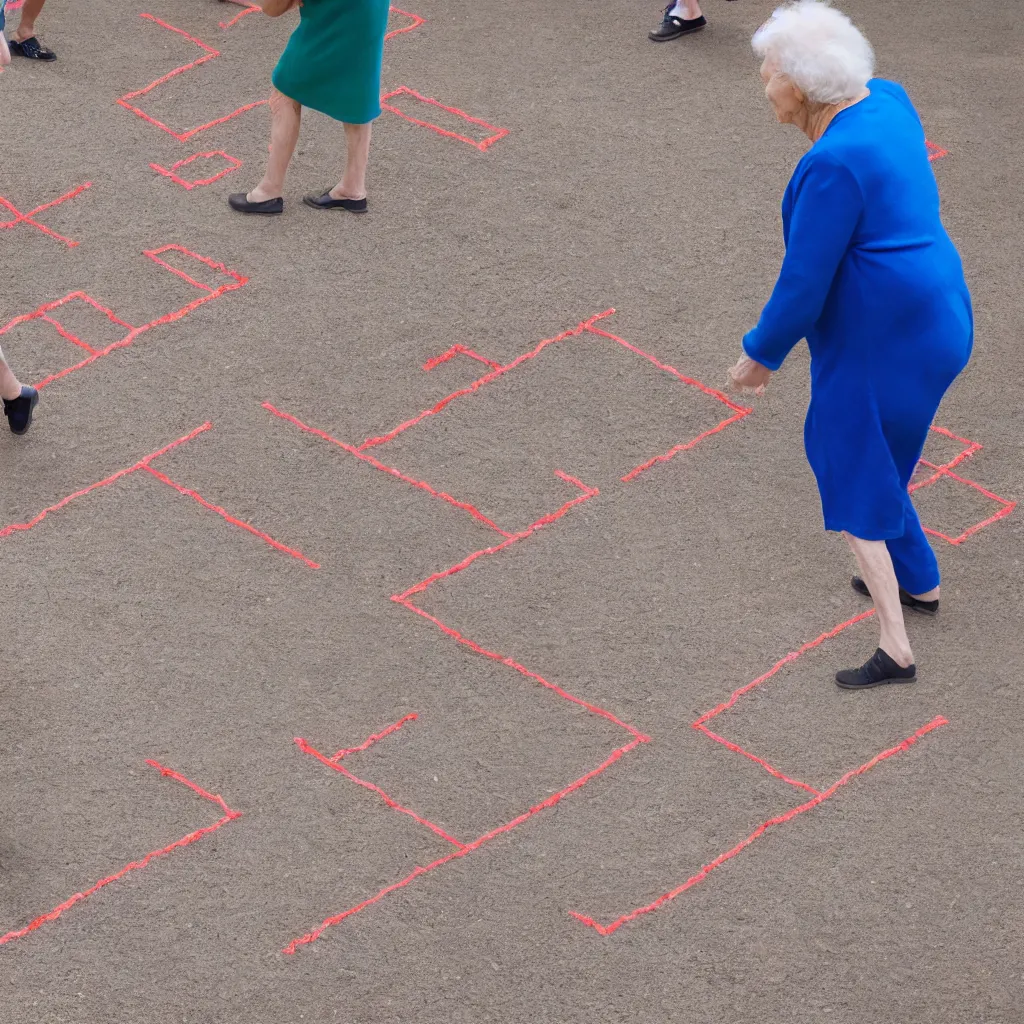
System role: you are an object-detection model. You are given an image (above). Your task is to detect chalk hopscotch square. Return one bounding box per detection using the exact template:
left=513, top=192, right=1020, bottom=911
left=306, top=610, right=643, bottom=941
left=381, top=87, right=509, bottom=152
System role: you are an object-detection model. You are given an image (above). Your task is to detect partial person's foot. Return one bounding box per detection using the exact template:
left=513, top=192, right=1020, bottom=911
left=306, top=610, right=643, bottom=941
left=851, top=576, right=939, bottom=616
left=228, top=192, right=283, bottom=215
left=303, top=191, right=368, bottom=214
left=3, top=385, right=39, bottom=435
left=9, top=37, right=57, bottom=61
left=649, top=5, right=706, bottom=41
left=835, top=648, right=917, bottom=690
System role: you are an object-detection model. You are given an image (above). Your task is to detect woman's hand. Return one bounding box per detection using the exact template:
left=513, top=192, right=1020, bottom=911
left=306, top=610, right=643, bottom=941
left=728, top=353, right=773, bottom=396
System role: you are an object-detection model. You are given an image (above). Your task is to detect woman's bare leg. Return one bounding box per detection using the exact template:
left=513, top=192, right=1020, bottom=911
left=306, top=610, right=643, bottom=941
left=844, top=533, right=914, bottom=667
left=12, top=0, right=47, bottom=41
left=330, top=122, right=372, bottom=200
left=249, top=90, right=301, bottom=202
left=0, top=358, right=23, bottom=401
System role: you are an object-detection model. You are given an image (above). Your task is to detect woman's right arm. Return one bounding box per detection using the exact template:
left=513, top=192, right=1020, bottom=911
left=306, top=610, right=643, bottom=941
left=742, top=154, right=863, bottom=372
left=261, top=0, right=299, bottom=16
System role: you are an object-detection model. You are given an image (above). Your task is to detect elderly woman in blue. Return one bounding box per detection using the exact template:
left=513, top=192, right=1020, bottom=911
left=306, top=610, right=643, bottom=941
left=729, top=0, right=972, bottom=690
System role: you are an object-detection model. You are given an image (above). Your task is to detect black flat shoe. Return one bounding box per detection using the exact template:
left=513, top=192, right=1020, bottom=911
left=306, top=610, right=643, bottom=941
left=3, top=385, right=39, bottom=435
left=303, top=192, right=368, bottom=213
left=851, top=576, right=939, bottom=616
left=228, top=193, right=283, bottom=215
left=836, top=648, right=917, bottom=690
left=9, top=36, right=57, bottom=61
left=649, top=7, right=706, bottom=41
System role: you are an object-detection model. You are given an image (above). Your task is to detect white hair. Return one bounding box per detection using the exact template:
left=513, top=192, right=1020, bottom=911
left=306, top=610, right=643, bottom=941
left=752, top=0, right=875, bottom=105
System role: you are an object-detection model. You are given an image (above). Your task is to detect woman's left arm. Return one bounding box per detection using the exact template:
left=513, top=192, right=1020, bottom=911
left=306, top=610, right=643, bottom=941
left=742, top=153, right=864, bottom=372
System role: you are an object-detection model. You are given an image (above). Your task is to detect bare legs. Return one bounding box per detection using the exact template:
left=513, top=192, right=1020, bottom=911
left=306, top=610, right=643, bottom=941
left=245, top=97, right=373, bottom=204
left=12, top=0, right=46, bottom=41
left=842, top=533, right=938, bottom=668
left=248, top=90, right=302, bottom=203
left=330, top=122, right=372, bottom=201
left=0, top=358, right=24, bottom=402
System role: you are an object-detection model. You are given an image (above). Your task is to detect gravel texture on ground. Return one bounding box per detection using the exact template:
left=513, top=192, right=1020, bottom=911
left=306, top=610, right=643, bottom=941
left=1, top=1, right=1021, bottom=1021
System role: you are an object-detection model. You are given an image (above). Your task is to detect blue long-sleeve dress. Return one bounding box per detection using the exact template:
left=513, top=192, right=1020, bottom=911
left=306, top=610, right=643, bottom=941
left=743, top=78, right=972, bottom=595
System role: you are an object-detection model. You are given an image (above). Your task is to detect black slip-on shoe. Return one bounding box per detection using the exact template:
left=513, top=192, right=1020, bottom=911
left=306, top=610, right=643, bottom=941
left=302, top=192, right=368, bottom=213
left=9, top=36, right=57, bottom=61
left=228, top=193, right=283, bottom=215
left=851, top=576, right=939, bottom=616
left=3, top=385, right=39, bottom=435
left=836, top=648, right=917, bottom=690
left=649, top=7, right=706, bottom=41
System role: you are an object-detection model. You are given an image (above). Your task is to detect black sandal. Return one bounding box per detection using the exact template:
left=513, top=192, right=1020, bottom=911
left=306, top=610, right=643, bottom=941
left=851, top=576, right=939, bottom=616
left=9, top=36, right=57, bottom=61
left=836, top=648, right=917, bottom=690
left=228, top=193, right=283, bottom=215
left=649, top=7, right=706, bottom=41
left=303, top=191, right=368, bottom=214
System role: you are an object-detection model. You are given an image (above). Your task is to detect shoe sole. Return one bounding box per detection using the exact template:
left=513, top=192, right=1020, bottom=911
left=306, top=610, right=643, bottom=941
left=229, top=206, right=283, bottom=215
left=302, top=196, right=367, bottom=213
left=851, top=580, right=938, bottom=616
left=648, top=24, right=706, bottom=41
left=835, top=674, right=917, bottom=690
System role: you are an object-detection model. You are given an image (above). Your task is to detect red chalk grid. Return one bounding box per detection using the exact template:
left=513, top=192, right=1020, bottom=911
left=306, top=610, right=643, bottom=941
left=265, top=310, right=751, bottom=541
left=570, top=611, right=948, bottom=935
left=355, top=309, right=750, bottom=494
left=254, top=313, right=748, bottom=950
left=1, top=0, right=1007, bottom=961
left=0, top=422, right=318, bottom=567
left=0, top=183, right=92, bottom=249
left=381, top=87, right=509, bottom=152
left=385, top=6, right=425, bottom=41
left=6, top=304, right=1009, bottom=948
left=117, top=14, right=266, bottom=142
left=151, top=151, right=243, bottom=190
left=0, top=420, right=311, bottom=945
left=0, top=245, right=248, bottom=391
left=926, top=139, right=948, bottom=161
left=0, top=293, right=132, bottom=363
left=255, top=313, right=1013, bottom=944
left=0, top=761, right=241, bottom=948
left=218, top=1, right=261, bottom=30
left=131, top=9, right=420, bottom=183
left=912, top=425, right=1017, bottom=545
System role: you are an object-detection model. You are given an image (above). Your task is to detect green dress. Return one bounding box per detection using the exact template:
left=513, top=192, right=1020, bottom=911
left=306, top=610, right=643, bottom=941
left=272, top=0, right=390, bottom=124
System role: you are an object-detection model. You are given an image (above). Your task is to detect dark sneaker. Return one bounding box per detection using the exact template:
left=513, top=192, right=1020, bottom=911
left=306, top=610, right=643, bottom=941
left=649, top=6, right=707, bottom=41
left=836, top=648, right=917, bottom=690
left=851, top=576, right=939, bottom=616
left=9, top=36, right=57, bottom=61
left=3, top=385, right=39, bottom=435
